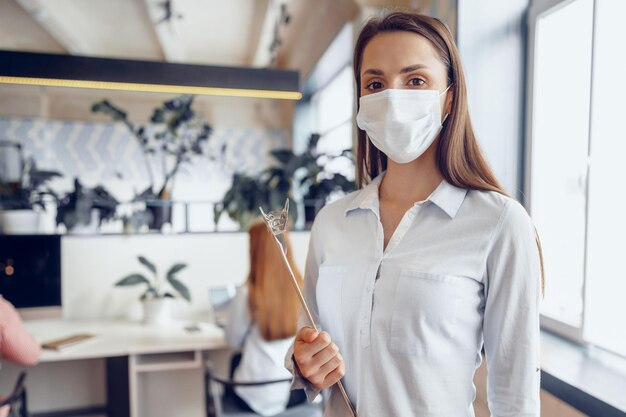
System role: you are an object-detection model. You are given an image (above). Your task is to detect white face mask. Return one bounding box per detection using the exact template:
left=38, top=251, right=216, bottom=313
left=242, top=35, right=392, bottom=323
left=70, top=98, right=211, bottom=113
left=356, top=87, right=450, bottom=164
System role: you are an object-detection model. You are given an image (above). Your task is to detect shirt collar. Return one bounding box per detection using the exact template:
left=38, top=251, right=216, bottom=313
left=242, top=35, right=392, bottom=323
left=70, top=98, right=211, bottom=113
left=428, top=180, right=468, bottom=218
left=345, top=172, right=468, bottom=219
left=345, top=173, right=385, bottom=217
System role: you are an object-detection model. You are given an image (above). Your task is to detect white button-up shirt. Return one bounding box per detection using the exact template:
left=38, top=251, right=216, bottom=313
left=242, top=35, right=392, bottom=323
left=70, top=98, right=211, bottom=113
left=286, top=173, right=541, bottom=417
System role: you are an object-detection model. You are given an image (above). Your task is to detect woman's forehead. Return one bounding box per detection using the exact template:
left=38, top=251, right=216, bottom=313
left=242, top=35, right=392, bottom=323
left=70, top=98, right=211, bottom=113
left=361, top=31, right=444, bottom=73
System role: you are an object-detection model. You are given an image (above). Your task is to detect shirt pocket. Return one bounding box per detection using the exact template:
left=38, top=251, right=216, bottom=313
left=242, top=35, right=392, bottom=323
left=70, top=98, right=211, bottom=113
left=389, top=270, right=462, bottom=356
left=316, top=265, right=348, bottom=343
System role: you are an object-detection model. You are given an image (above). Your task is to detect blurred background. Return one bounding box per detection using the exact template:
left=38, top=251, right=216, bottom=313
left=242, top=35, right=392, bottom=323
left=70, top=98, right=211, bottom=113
left=0, top=0, right=624, bottom=416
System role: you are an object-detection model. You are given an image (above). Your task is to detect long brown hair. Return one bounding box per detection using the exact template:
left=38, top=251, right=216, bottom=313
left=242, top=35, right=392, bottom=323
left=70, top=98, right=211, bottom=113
left=353, top=12, right=544, bottom=295
left=247, top=221, right=303, bottom=341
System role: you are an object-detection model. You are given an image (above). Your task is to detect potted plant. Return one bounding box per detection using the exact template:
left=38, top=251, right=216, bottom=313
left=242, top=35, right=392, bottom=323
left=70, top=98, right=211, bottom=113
left=114, top=255, right=190, bottom=325
left=298, top=134, right=356, bottom=225
left=0, top=141, right=62, bottom=234
left=213, top=173, right=268, bottom=230
left=214, top=133, right=355, bottom=230
left=92, top=95, right=219, bottom=230
left=55, top=178, right=118, bottom=234
left=213, top=171, right=297, bottom=231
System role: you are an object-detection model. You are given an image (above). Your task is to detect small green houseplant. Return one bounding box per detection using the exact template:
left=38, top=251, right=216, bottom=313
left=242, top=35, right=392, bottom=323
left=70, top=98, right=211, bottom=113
left=115, top=255, right=191, bottom=325
left=214, top=133, right=354, bottom=230
left=0, top=141, right=62, bottom=234
left=55, top=179, right=118, bottom=234
left=92, top=95, right=218, bottom=230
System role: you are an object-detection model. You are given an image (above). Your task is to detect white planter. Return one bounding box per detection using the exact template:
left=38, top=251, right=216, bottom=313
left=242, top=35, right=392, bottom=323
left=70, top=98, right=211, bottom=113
left=0, top=209, right=41, bottom=234
left=142, top=298, right=172, bottom=326
left=68, top=209, right=100, bottom=235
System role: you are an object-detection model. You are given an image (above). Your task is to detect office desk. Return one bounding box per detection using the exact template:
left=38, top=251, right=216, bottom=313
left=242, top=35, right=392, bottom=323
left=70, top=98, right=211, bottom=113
left=18, top=319, right=229, bottom=417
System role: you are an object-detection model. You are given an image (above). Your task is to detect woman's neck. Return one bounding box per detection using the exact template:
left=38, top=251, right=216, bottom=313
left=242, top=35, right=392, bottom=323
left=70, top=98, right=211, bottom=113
left=379, top=140, right=443, bottom=204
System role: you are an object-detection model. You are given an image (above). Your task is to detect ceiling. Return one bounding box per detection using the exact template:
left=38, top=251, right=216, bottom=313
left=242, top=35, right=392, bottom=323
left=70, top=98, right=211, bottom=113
left=0, top=0, right=456, bottom=80
left=0, top=0, right=365, bottom=80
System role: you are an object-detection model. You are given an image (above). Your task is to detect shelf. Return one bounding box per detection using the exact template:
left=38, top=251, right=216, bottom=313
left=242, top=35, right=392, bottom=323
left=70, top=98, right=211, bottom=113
left=132, top=350, right=201, bottom=373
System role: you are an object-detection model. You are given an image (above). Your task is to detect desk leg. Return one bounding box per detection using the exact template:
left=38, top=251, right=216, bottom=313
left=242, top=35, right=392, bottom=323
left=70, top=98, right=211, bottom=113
left=106, top=356, right=130, bottom=417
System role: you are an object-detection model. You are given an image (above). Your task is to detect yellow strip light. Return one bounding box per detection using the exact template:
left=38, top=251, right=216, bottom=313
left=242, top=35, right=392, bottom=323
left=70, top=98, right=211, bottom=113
left=0, top=76, right=302, bottom=100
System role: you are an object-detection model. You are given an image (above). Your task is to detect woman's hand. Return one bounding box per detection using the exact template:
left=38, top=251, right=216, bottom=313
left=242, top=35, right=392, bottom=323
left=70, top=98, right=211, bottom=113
left=293, top=326, right=345, bottom=390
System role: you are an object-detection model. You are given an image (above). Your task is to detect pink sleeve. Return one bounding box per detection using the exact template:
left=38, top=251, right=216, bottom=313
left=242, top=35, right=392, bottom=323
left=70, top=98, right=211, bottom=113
left=0, top=298, right=41, bottom=366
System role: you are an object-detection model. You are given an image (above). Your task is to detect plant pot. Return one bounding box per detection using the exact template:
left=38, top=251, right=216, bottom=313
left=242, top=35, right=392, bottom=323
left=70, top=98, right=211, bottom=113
left=303, top=199, right=325, bottom=227
left=0, top=209, right=42, bottom=234
left=146, top=199, right=172, bottom=231
left=68, top=209, right=100, bottom=235
left=142, top=298, right=172, bottom=326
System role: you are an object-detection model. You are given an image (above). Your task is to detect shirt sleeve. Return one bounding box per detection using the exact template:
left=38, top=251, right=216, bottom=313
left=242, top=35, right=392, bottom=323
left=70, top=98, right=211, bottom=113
left=224, top=285, right=252, bottom=349
left=284, top=219, right=323, bottom=402
left=0, top=297, right=41, bottom=366
left=483, top=200, right=542, bottom=417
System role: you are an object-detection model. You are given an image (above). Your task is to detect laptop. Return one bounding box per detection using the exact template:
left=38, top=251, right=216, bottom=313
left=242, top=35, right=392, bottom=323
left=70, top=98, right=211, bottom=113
left=208, top=285, right=236, bottom=327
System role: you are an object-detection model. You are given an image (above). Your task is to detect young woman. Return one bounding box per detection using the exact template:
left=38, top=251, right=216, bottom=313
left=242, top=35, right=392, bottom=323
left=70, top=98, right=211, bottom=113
left=286, top=12, right=543, bottom=417
left=225, top=221, right=305, bottom=416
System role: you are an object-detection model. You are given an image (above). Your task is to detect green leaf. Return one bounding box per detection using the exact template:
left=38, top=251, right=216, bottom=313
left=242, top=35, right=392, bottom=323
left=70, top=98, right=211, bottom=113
left=167, top=263, right=187, bottom=276
left=271, top=149, right=295, bottom=164
left=138, top=256, right=157, bottom=275
left=167, top=275, right=191, bottom=302
left=115, top=274, right=150, bottom=286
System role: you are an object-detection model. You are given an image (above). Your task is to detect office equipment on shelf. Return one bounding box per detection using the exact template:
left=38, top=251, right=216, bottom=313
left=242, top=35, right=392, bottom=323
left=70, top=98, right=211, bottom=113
left=41, top=333, right=96, bottom=351
left=208, top=285, right=236, bottom=327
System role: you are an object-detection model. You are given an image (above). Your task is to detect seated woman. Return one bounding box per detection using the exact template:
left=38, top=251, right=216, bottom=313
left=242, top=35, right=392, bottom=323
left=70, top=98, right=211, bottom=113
left=225, top=221, right=304, bottom=416
left=0, top=295, right=41, bottom=417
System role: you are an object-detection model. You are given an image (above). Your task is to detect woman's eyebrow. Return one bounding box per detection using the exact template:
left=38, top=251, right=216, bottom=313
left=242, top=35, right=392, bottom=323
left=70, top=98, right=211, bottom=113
left=362, top=68, right=384, bottom=76
left=400, top=64, right=428, bottom=73
left=362, top=64, right=428, bottom=77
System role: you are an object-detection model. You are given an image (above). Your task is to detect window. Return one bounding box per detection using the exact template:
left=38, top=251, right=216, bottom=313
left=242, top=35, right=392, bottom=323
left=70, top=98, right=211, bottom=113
left=527, top=0, right=626, bottom=356
left=311, top=66, right=354, bottom=180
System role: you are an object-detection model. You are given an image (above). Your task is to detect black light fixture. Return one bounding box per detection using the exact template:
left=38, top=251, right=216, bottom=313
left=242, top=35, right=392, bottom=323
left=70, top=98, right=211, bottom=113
left=0, top=50, right=302, bottom=100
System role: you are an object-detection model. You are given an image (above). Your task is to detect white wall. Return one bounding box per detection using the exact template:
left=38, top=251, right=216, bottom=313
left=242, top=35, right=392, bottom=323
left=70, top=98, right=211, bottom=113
left=61, top=231, right=311, bottom=321
left=457, top=0, right=530, bottom=199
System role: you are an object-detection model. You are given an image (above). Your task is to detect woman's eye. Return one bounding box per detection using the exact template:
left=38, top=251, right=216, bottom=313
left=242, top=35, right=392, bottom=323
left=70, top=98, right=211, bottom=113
left=408, top=78, right=426, bottom=87
left=366, top=81, right=383, bottom=90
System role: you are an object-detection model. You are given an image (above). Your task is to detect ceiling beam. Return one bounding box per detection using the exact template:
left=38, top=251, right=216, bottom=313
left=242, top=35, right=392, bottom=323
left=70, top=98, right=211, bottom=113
left=14, top=0, right=92, bottom=54
left=278, top=0, right=359, bottom=80
left=0, top=50, right=302, bottom=100
left=142, top=0, right=186, bottom=62
left=251, top=0, right=285, bottom=67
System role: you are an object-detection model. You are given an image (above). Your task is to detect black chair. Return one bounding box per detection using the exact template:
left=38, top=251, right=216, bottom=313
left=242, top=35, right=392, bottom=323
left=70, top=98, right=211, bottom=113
left=205, top=364, right=322, bottom=417
left=0, top=372, right=28, bottom=417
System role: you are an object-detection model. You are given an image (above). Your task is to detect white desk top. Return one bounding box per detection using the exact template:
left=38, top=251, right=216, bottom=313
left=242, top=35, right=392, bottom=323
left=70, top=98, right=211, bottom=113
left=24, top=319, right=228, bottom=362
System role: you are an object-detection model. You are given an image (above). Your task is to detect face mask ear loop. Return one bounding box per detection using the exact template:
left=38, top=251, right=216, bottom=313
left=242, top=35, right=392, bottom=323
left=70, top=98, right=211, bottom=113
left=440, top=84, right=452, bottom=96
left=440, top=84, right=453, bottom=124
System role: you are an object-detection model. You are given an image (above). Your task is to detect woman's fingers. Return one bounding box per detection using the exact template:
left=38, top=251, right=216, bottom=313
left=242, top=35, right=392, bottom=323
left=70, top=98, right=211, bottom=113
left=295, top=329, right=332, bottom=363
left=313, top=341, right=340, bottom=366
left=296, top=326, right=318, bottom=343
left=294, top=327, right=345, bottom=390
left=322, top=360, right=346, bottom=388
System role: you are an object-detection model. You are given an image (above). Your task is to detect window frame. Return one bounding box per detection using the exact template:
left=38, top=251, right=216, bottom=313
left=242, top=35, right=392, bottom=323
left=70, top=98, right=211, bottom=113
left=524, top=0, right=597, bottom=345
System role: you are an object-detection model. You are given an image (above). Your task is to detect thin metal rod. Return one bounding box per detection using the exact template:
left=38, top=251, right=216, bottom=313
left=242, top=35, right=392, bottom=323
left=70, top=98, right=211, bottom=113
left=261, top=216, right=356, bottom=417
left=270, top=235, right=356, bottom=417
